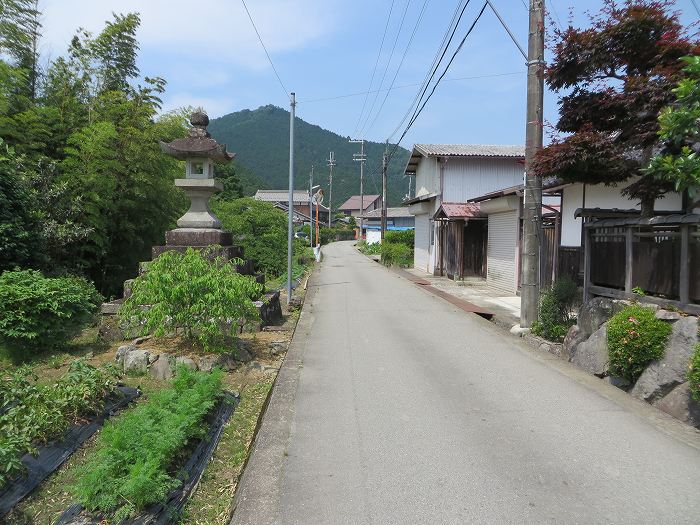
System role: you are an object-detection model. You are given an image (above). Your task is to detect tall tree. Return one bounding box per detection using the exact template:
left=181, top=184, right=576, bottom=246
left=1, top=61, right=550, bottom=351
left=647, top=55, right=700, bottom=208
left=532, top=0, right=698, bottom=216
left=0, top=0, right=42, bottom=100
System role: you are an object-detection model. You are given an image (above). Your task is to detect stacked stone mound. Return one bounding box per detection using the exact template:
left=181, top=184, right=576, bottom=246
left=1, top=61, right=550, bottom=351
left=563, top=297, right=700, bottom=427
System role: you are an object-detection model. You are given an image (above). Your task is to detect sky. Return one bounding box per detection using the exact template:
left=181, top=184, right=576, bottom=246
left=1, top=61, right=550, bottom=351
left=38, top=0, right=700, bottom=151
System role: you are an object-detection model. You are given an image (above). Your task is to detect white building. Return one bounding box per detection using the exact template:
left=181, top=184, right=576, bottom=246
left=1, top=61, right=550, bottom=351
left=404, top=144, right=525, bottom=277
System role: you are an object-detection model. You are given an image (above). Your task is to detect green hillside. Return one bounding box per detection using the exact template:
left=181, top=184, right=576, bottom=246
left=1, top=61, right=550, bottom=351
left=208, top=105, right=411, bottom=207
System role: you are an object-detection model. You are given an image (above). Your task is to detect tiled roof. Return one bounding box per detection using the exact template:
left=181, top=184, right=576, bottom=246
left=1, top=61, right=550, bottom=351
left=255, top=189, right=309, bottom=203
left=415, top=144, right=525, bottom=158
left=338, top=194, right=381, bottom=211
left=362, top=207, right=414, bottom=219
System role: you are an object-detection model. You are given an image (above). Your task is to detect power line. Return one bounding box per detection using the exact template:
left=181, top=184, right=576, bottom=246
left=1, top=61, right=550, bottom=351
left=690, top=0, right=700, bottom=17
left=297, top=71, right=523, bottom=104
left=388, top=0, right=474, bottom=141
left=363, top=0, right=431, bottom=136
left=358, top=0, right=414, bottom=138
left=353, top=0, right=396, bottom=136
left=240, top=0, right=289, bottom=98
left=391, top=2, right=489, bottom=160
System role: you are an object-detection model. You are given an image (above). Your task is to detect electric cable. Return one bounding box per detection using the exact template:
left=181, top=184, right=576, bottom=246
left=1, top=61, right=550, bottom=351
left=357, top=0, right=414, bottom=138
left=240, top=0, right=289, bottom=99
left=362, top=0, right=431, bottom=136
left=388, top=0, right=473, bottom=141
left=353, top=0, right=396, bottom=136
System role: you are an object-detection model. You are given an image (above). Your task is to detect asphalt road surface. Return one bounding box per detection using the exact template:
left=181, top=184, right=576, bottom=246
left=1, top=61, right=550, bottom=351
left=232, top=241, right=700, bottom=525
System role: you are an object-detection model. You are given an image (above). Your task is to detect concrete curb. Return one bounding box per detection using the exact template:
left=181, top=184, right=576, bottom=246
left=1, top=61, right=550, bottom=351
left=229, top=265, right=320, bottom=525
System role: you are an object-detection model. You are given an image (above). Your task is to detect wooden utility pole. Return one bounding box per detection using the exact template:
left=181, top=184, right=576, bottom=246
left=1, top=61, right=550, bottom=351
left=350, top=139, right=366, bottom=236
left=327, top=151, right=336, bottom=227
left=520, top=0, right=545, bottom=328
left=308, top=165, right=314, bottom=247
left=381, top=145, right=388, bottom=241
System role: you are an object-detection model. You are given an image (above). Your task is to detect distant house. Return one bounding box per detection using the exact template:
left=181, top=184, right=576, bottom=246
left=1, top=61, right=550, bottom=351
left=361, top=207, right=415, bottom=244
left=403, top=144, right=525, bottom=282
left=361, top=207, right=415, bottom=230
left=338, top=195, right=382, bottom=218
left=254, top=189, right=329, bottom=224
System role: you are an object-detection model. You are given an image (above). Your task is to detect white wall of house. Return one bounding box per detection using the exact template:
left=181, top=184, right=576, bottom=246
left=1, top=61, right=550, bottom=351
left=414, top=213, right=430, bottom=272
left=560, top=182, right=685, bottom=247
left=442, top=158, right=523, bottom=202
left=414, top=157, right=439, bottom=198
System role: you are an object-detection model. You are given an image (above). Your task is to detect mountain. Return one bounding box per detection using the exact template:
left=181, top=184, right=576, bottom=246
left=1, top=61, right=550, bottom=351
left=208, top=105, right=412, bottom=207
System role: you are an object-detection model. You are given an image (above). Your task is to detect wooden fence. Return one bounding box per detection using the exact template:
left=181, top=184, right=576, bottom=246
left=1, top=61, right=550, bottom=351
left=583, top=215, right=700, bottom=315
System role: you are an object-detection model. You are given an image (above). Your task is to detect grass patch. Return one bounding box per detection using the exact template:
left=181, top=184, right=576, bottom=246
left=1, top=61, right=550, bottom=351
left=182, top=379, right=273, bottom=525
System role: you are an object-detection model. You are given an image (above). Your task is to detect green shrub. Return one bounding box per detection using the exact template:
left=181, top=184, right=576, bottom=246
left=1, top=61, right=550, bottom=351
left=74, top=367, right=223, bottom=520
left=119, top=248, right=262, bottom=352
left=688, top=343, right=700, bottom=402
left=531, top=276, right=580, bottom=342
left=384, top=230, right=414, bottom=247
left=213, top=198, right=308, bottom=279
left=357, top=240, right=381, bottom=255
left=0, top=270, right=101, bottom=360
left=381, top=242, right=412, bottom=267
left=0, top=359, right=117, bottom=487
left=607, top=305, right=672, bottom=382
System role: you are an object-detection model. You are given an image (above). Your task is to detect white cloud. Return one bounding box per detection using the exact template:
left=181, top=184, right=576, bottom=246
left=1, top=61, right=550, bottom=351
left=39, top=0, right=338, bottom=69
left=161, top=92, right=237, bottom=118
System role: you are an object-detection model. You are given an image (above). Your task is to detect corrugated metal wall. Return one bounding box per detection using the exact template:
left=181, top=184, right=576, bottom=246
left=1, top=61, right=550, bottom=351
left=414, top=214, right=430, bottom=272
left=442, top=158, right=523, bottom=202
left=487, top=211, right=518, bottom=294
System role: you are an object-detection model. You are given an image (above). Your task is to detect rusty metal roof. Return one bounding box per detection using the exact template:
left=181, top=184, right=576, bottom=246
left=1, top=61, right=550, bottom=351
left=434, top=202, right=485, bottom=220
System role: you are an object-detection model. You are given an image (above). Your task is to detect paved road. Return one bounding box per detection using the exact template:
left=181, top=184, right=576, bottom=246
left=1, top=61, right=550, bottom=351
left=233, top=241, right=700, bottom=524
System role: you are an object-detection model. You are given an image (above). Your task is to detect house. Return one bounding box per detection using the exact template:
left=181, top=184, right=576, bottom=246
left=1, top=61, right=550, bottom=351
left=361, top=207, right=415, bottom=244
left=338, top=195, right=382, bottom=218
left=403, top=144, right=525, bottom=280
left=361, top=207, right=415, bottom=230
left=254, top=189, right=329, bottom=224
left=470, top=178, right=686, bottom=295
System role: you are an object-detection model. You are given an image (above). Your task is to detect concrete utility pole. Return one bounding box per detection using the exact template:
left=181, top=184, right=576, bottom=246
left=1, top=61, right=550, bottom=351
left=349, top=139, right=366, bottom=236
left=381, top=144, right=388, bottom=241
left=520, top=0, right=545, bottom=328
left=287, top=92, right=296, bottom=305
left=327, top=151, right=336, bottom=228
left=309, top=165, right=314, bottom=247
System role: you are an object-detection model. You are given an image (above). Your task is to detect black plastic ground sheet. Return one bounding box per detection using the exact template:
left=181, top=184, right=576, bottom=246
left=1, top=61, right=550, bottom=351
left=0, top=386, right=141, bottom=518
left=53, top=391, right=239, bottom=525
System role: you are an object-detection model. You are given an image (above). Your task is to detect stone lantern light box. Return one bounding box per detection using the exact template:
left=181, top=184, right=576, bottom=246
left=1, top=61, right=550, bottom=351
left=152, top=110, right=246, bottom=262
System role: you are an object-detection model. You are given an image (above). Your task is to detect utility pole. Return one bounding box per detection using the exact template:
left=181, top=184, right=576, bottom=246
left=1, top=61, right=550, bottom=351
left=381, top=144, right=388, bottom=241
left=520, top=0, right=545, bottom=328
left=287, top=92, right=296, bottom=305
left=308, top=165, right=314, bottom=247
left=327, top=151, right=336, bottom=227
left=349, top=139, right=366, bottom=237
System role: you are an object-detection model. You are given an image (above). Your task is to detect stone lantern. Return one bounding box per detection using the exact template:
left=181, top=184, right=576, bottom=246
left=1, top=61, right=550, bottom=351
left=152, top=111, right=243, bottom=261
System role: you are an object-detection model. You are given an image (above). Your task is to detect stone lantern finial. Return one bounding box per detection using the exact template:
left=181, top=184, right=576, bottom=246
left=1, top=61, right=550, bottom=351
left=159, top=111, right=235, bottom=229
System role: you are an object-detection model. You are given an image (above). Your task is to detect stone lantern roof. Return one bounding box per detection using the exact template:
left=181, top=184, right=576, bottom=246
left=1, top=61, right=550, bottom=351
left=160, top=111, right=235, bottom=162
